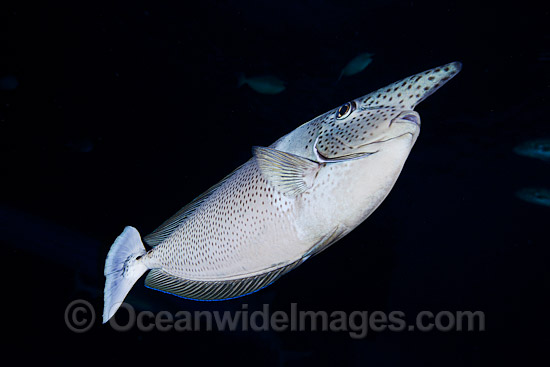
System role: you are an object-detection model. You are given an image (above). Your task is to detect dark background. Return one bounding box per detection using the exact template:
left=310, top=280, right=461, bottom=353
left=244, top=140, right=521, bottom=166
left=1, top=0, right=548, bottom=365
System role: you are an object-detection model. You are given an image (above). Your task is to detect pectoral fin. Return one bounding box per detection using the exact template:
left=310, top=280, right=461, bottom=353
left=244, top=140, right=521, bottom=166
left=253, top=146, right=322, bottom=196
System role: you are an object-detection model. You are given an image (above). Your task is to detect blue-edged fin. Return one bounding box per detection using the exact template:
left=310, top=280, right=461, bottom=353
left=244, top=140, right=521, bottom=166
left=145, top=259, right=303, bottom=301
left=253, top=146, right=321, bottom=196
left=143, top=164, right=244, bottom=247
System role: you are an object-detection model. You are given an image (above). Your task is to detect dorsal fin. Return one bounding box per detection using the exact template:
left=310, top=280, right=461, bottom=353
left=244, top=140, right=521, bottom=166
left=143, top=164, right=245, bottom=247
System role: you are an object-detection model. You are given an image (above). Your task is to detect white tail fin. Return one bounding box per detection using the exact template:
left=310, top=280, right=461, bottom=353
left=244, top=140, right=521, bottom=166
left=103, top=226, right=148, bottom=323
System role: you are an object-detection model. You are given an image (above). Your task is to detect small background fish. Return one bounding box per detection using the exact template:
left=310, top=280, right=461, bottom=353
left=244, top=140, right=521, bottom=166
left=514, top=139, right=550, bottom=162
left=237, top=73, right=286, bottom=94
left=2, top=1, right=548, bottom=366
left=337, top=52, right=374, bottom=81
left=515, top=187, right=550, bottom=207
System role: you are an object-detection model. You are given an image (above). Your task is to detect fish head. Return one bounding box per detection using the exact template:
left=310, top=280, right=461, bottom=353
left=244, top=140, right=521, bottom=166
left=515, top=187, right=550, bottom=207
left=315, top=62, right=462, bottom=161
left=513, top=139, right=550, bottom=161
left=340, top=52, right=375, bottom=79
left=354, top=52, right=375, bottom=65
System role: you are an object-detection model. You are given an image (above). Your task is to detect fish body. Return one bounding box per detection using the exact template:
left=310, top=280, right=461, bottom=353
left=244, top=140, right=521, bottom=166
left=103, top=62, right=462, bottom=322
left=237, top=73, right=286, bottom=94
left=338, top=52, right=374, bottom=81
left=515, top=187, right=550, bottom=207
left=513, top=139, right=550, bottom=162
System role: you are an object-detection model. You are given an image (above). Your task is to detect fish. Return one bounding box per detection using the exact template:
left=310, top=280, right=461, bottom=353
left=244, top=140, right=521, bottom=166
left=515, top=187, right=550, bottom=207
left=103, top=62, right=462, bottom=323
left=237, top=73, right=286, bottom=94
left=338, top=52, right=375, bottom=81
left=513, top=139, right=550, bottom=162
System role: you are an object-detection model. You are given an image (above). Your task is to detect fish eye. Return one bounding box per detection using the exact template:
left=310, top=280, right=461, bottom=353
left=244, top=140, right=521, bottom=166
left=336, top=102, right=356, bottom=120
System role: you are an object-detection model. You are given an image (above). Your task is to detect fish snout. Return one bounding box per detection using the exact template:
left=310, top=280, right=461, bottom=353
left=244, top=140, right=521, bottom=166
left=408, top=62, right=462, bottom=108
left=360, top=61, right=462, bottom=111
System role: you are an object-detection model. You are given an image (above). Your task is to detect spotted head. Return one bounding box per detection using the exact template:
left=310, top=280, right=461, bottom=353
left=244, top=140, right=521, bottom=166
left=313, top=62, right=462, bottom=161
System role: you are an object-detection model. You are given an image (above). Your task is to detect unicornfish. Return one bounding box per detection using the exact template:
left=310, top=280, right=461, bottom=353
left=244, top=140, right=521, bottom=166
left=513, top=139, right=550, bottom=162
left=338, top=52, right=375, bottom=81
left=515, top=187, right=550, bottom=207
left=237, top=73, right=286, bottom=95
left=103, top=62, right=462, bottom=323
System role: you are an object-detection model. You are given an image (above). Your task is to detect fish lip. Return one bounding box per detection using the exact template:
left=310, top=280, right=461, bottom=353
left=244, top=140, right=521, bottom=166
left=390, top=111, right=421, bottom=127
left=397, top=113, right=420, bottom=126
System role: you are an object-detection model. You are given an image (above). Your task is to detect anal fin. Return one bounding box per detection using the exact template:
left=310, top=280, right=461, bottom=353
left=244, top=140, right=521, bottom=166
left=144, top=259, right=303, bottom=301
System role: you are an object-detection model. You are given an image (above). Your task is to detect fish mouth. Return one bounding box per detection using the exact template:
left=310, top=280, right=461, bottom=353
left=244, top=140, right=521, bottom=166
left=356, top=132, right=415, bottom=149
left=391, top=111, right=421, bottom=126
left=315, top=149, right=378, bottom=162
left=314, top=132, right=414, bottom=162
